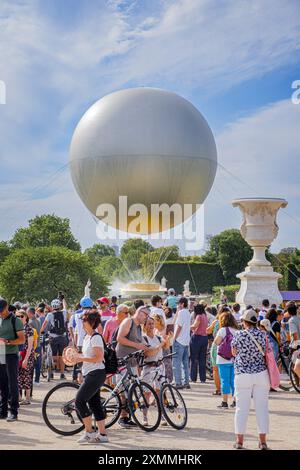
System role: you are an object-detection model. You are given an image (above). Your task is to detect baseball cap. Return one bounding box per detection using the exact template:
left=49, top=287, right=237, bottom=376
left=97, top=297, right=109, bottom=305
left=260, top=318, right=271, bottom=332
left=0, top=299, right=8, bottom=313
left=240, top=308, right=258, bottom=324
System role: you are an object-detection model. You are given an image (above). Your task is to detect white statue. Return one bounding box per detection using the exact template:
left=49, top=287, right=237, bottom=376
left=183, top=280, right=191, bottom=297
left=161, top=276, right=167, bottom=289
left=84, top=279, right=91, bottom=298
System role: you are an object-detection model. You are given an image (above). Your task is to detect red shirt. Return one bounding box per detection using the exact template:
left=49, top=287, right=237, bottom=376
left=103, top=319, right=119, bottom=343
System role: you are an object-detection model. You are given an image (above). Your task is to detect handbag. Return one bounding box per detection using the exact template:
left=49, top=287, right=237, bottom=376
left=245, top=329, right=280, bottom=389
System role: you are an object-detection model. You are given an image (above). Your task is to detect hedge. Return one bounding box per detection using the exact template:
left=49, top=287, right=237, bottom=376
left=156, top=261, right=224, bottom=295
left=212, top=285, right=240, bottom=304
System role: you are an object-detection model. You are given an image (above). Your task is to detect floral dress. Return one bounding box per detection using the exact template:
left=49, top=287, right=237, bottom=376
left=18, top=323, right=35, bottom=391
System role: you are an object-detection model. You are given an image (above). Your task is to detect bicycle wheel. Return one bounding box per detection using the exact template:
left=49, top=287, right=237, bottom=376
left=42, top=382, right=84, bottom=436
left=278, top=353, right=293, bottom=391
left=206, top=352, right=213, bottom=380
left=289, top=362, right=300, bottom=394
left=128, top=381, right=161, bottom=432
left=41, top=355, right=47, bottom=379
left=160, top=383, right=188, bottom=430
left=100, top=383, right=122, bottom=428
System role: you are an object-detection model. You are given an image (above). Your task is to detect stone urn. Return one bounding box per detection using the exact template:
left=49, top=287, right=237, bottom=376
left=232, top=198, right=288, bottom=308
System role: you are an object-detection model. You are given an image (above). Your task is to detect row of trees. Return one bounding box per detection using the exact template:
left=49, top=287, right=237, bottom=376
left=0, top=214, right=299, bottom=303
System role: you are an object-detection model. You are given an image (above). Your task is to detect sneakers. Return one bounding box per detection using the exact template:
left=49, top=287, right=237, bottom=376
left=217, top=401, right=228, bottom=409
left=230, top=400, right=236, bottom=408
left=77, top=432, right=102, bottom=445
left=6, top=414, right=18, bottom=422
left=20, top=400, right=31, bottom=405
left=118, top=417, right=137, bottom=428
left=174, top=384, right=184, bottom=390
left=60, top=374, right=66, bottom=380
left=142, top=415, right=149, bottom=427
left=97, top=433, right=109, bottom=443
left=184, top=384, right=191, bottom=389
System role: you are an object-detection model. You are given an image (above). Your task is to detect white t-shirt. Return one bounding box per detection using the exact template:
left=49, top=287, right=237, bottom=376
left=233, top=312, right=241, bottom=324
left=144, top=334, right=163, bottom=362
left=82, top=333, right=105, bottom=376
left=74, top=313, right=86, bottom=348
left=175, top=308, right=191, bottom=346
left=215, top=327, right=237, bottom=364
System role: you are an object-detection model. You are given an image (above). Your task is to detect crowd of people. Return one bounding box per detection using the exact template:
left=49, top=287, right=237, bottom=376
left=0, top=289, right=300, bottom=448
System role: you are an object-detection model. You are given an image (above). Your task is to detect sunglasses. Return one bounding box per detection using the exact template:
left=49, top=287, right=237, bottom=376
left=17, top=315, right=25, bottom=318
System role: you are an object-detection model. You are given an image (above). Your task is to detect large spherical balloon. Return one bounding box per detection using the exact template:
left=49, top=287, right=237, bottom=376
left=69, top=87, right=217, bottom=234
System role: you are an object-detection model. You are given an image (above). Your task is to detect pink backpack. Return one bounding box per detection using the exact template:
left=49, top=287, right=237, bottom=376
left=218, top=327, right=234, bottom=360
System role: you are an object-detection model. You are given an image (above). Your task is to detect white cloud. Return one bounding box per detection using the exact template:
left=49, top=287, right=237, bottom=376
left=206, top=98, right=300, bottom=251
left=0, top=0, right=300, bottom=252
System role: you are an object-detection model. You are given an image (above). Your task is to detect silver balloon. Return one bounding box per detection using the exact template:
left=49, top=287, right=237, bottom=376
left=69, top=87, right=217, bottom=234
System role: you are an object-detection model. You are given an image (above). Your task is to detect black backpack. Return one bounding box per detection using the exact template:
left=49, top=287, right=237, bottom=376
left=92, top=332, right=118, bottom=375
left=50, top=311, right=66, bottom=335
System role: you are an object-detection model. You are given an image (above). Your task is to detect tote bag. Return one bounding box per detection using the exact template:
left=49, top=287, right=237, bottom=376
left=245, top=330, right=280, bottom=389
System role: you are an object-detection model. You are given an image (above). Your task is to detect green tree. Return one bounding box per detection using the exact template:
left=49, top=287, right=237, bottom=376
left=120, top=238, right=154, bottom=259
left=10, top=214, right=81, bottom=251
left=0, top=241, right=11, bottom=265
left=202, top=229, right=252, bottom=284
left=97, top=256, right=122, bottom=280
left=84, top=244, right=116, bottom=264
left=0, top=246, right=108, bottom=303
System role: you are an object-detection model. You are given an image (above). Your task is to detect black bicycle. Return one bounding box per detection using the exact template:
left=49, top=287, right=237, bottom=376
left=277, top=342, right=300, bottom=393
left=42, top=350, right=161, bottom=435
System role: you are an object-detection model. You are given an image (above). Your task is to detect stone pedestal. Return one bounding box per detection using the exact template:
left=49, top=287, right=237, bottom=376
left=232, top=198, right=288, bottom=309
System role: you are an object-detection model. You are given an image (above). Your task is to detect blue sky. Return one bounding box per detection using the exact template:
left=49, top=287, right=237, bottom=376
left=0, top=0, right=300, bottom=253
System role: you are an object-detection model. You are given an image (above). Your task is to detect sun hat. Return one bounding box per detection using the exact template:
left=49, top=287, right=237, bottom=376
left=240, top=308, right=258, bottom=324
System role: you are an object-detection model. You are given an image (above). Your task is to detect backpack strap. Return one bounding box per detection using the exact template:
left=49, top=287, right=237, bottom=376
left=245, top=329, right=265, bottom=356
left=9, top=313, right=18, bottom=340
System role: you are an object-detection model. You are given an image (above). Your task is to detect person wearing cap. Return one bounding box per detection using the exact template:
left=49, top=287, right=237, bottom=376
left=231, top=308, right=270, bottom=450
left=259, top=318, right=279, bottom=362
left=97, top=297, right=116, bottom=328
left=0, top=299, right=25, bottom=421
left=165, top=289, right=177, bottom=314
left=41, top=298, right=68, bottom=380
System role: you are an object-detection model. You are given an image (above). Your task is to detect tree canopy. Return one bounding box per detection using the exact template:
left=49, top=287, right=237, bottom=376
left=10, top=214, right=81, bottom=252
left=202, top=229, right=252, bottom=284
left=84, top=243, right=116, bottom=264
left=0, top=246, right=108, bottom=303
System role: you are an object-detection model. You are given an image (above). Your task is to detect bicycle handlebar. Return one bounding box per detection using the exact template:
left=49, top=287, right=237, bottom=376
left=139, top=352, right=176, bottom=369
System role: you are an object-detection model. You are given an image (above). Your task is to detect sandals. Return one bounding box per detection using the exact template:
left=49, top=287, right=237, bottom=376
left=20, top=400, right=31, bottom=405
left=259, top=442, right=270, bottom=450
left=233, top=442, right=244, bottom=450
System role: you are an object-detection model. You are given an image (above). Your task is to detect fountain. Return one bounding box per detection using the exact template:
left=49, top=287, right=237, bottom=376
left=120, top=280, right=167, bottom=301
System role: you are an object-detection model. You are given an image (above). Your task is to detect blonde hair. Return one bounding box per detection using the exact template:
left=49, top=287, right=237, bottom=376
left=153, top=314, right=165, bottom=330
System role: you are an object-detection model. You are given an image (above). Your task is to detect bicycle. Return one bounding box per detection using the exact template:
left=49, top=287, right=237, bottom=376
left=139, top=353, right=188, bottom=430
left=41, top=334, right=54, bottom=382
left=206, top=345, right=213, bottom=380
left=42, top=350, right=161, bottom=436
left=277, top=342, right=300, bottom=393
